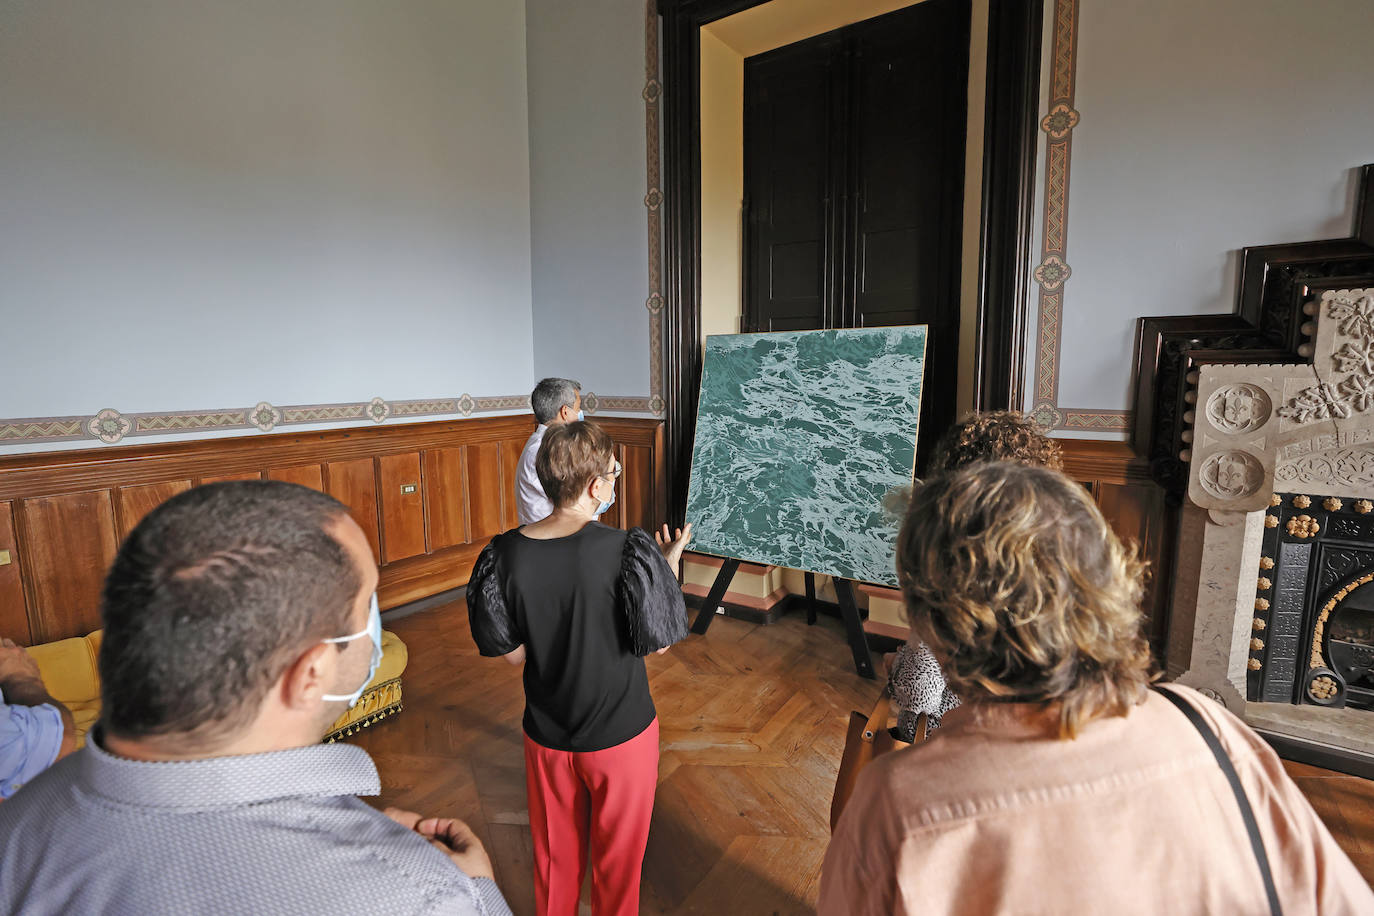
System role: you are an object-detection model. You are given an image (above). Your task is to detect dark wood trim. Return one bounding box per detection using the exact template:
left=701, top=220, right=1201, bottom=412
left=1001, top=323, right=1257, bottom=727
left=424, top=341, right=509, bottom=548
left=659, top=0, right=1043, bottom=522
left=0, top=417, right=526, bottom=498
left=661, top=1, right=704, bottom=526
left=0, top=415, right=666, bottom=641
left=973, top=0, right=1043, bottom=412
left=1057, top=438, right=1153, bottom=485
left=0, top=416, right=664, bottom=500
left=1059, top=438, right=1177, bottom=664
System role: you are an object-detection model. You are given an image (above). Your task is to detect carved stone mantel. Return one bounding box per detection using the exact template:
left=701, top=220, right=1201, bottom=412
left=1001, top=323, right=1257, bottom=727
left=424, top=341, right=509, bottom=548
left=1187, top=290, right=1374, bottom=512
left=1172, top=290, right=1374, bottom=725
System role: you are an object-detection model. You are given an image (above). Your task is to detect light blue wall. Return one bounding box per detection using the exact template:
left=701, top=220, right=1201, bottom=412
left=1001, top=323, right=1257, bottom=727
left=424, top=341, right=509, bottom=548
left=0, top=0, right=535, bottom=451
left=525, top=0, right=654, bottom=403
left=1034, top=0, right=1374, bottom=425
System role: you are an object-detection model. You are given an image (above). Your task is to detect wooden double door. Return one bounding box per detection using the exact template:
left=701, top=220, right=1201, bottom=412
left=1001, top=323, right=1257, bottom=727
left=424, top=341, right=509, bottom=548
left=743, top=0, right=970, bottom=467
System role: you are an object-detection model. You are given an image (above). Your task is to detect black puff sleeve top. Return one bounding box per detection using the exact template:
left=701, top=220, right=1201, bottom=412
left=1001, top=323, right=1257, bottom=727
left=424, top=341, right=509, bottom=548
left=466, top=522, right=688, bottom=751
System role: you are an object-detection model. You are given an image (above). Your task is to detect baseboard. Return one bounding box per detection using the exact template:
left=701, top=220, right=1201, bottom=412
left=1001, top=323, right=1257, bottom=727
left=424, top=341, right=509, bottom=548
left=684, top=592, right=791, bottom=625
left=1254, top=728, right=1374, bottom=779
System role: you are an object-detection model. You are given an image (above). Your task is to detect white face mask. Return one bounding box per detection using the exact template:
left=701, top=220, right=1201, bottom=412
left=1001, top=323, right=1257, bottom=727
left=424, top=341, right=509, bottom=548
left=320, top=593, right=382, bottom=708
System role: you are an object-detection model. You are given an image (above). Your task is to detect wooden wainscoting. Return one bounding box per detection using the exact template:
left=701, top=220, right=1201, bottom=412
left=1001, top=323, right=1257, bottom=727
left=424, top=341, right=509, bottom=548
left=0, top=416, right=664, bottom=646
left=1059, top=439, right=1178, bottom=663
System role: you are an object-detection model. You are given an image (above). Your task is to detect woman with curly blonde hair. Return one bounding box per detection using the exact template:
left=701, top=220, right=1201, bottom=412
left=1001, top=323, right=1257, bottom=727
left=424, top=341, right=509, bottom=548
left=884, top=410, right=1062, bottom=739
left=820, top=462, right=1372, bottom=915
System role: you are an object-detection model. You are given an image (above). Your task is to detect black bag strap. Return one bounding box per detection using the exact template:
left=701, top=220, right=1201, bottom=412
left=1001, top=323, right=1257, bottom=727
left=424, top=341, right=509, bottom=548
left=1155, top=687, right=1282, bottom=916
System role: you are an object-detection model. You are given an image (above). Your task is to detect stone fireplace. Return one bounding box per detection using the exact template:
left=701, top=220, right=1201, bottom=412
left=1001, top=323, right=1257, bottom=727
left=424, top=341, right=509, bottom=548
left=1168, top=288, right=1374, bottom=773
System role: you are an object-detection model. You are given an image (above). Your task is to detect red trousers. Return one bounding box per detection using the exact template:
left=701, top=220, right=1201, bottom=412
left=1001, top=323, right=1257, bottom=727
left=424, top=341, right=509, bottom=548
left=523, top=719, right=660, bottom=916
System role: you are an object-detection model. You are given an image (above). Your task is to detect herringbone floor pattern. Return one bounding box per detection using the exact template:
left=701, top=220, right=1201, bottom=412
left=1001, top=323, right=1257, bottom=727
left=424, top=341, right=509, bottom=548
left=353, top=598, right=1374, bottom=914
left=353, top=598, right=877, bottom=915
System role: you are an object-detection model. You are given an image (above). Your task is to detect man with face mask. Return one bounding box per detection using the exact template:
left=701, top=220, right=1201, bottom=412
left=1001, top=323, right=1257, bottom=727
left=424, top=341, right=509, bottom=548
left=517, top=377, right=584, bottom=525
left=0, top=481, right=512, bottom=916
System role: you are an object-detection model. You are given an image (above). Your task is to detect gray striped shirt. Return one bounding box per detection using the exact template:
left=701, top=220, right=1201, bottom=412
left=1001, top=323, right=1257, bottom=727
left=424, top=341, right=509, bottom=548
left=0, top=733, right=511, bottom=916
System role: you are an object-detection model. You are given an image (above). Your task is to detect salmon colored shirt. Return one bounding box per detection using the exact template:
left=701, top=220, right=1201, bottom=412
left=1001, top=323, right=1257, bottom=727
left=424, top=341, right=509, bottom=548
left=820, top=685, right=1373, bottom=915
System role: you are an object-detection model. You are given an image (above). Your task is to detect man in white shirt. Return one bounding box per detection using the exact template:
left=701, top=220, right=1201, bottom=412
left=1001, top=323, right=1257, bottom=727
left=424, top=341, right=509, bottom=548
left=516, top=378, right=583, bottom=524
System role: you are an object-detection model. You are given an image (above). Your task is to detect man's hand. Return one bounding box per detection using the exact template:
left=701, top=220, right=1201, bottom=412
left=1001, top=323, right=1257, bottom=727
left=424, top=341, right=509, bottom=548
left=654, top=523, right=693, bottom=570
left=0, top=636, right=77, bottom=759
left=384, top=807, right=496, bottom=881
left=0, top=637, right=43, bottom=686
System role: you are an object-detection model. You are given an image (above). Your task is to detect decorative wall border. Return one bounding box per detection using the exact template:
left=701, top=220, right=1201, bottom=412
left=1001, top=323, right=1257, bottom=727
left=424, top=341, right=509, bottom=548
left=1029, top=0, right=1131, bottom=432
left=644, top=0, right=666, bottom=418
left=0, top=395, right=540, bottom=447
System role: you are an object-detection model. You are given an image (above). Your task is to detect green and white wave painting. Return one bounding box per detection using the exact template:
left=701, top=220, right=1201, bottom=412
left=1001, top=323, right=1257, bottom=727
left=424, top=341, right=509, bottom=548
left=685, top=326, right=926, bottom=586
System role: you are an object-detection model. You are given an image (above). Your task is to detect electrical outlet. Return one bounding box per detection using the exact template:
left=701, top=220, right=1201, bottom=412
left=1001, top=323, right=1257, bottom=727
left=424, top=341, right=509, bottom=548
left=0, top=549, right=10, bottom=566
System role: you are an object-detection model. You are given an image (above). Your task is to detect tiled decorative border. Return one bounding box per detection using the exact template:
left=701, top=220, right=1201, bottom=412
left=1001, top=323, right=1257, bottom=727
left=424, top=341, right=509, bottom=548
left=2, top=5, right=668, bottom=448
left=644, top=0, right=666, bottom=418
left=1, top=396, right=545, bottom=447
left=1029, top=0, right=1131, bottom=433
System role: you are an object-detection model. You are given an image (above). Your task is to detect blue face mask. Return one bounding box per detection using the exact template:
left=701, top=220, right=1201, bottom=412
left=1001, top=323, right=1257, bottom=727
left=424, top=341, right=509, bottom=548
left=593, top=472, right=616, bottom=517
left=321, top=593, right=383, bottom=708
left=576, top=409, right=585, bottom=422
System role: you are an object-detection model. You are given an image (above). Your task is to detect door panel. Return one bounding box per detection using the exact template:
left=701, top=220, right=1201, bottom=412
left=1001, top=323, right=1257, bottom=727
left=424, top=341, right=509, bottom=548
left=499, top=439, right=524, bottom=532
left=326, top=458, right=382, bottom=563
left=0, top=501, right=31, bottom=645
left=115, top=480, right=193, bottom=541
left=468, top=442, right=506, bottom=543
left=378, top=453, right=426, bottom=564
left=424, top=447, right=470, bottom=550
left=268, top=464, right=325, bottom=491
left=19, top=491, right=120, bottom=641
left=741, top=0, right=970, bottom=473
left=744, top=37, right=838, bottom=333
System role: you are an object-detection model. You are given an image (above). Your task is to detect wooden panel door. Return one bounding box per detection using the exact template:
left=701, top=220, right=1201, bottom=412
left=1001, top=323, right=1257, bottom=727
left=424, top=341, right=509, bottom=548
left=618, top=444, right=655, bottom=533
left=325, top=458, right=381, bottom=563
left=268, top=464, right=325, bottom=491
left=849, top=0, right=969, bottom=468
left=115, top=480, right=193, bottom=540
left=467, top=442, right=506, bottom=543
left=743, top=35, right=839, bottom=333
left=19, top=490, right=120, bottom=642
left=0, top=501, right=31, bottom=645
left=499, top=440, right=524, bottom=531
left=1096, top=480, right=1177, bottom=659
left=424, top=447, right=469, bottom=550
left=198, top=471, right=264, bottom=484
left=378, top=453, right=427, bottom=564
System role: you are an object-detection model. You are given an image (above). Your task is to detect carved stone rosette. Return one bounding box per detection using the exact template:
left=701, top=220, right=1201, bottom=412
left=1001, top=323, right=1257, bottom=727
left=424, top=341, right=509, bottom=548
left=1188, top=290, right=1374, bottom=512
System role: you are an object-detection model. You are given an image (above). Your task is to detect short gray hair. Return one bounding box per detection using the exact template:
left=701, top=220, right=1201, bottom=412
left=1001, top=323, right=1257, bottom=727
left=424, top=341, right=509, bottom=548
left=530, top=377, right=581, bottom=423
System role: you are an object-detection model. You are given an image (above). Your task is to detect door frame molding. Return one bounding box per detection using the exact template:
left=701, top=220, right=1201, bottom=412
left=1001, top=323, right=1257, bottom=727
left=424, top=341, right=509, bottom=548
left=658, top=0, right=1042, bottom=522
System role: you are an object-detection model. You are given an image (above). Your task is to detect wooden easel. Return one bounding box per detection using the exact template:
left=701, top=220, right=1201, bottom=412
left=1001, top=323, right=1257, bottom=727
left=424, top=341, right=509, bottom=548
left=690, top=562, right=876, bottom=680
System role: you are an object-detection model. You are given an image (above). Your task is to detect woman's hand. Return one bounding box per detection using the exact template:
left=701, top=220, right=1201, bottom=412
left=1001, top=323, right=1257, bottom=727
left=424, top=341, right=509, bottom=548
left=655, top=523, right=693, bottom=569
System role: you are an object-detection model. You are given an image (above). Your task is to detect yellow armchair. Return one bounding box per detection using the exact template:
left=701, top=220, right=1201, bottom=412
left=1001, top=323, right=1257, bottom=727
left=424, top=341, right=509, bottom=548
left=24, top=630, right=407, bottom=746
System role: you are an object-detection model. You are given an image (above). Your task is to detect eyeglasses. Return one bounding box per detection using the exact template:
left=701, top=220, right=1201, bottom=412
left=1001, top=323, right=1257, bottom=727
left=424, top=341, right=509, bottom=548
left=599, top=460, right=622, bottom=482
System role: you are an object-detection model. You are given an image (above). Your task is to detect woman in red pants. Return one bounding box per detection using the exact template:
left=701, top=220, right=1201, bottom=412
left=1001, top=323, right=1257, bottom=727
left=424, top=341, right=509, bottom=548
left=467, top=420, right=692, bottom=916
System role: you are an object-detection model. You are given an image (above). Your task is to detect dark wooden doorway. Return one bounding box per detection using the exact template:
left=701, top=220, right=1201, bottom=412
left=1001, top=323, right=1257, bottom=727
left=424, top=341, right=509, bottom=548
left=742, top=0, right=969, bottom=468
left=660, top=0, right=1044, bottom=524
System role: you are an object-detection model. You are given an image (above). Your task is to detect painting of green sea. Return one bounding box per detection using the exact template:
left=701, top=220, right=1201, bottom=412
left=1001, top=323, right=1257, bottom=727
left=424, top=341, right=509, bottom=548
left=684, top=326, right=926, bottom=586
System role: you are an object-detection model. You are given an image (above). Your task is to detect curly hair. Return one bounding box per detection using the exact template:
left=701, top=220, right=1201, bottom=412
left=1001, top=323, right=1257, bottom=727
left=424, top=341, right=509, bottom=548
left=929, top=410, right=1063, bottom=474
left=896, top=462, right=1152, bottom=738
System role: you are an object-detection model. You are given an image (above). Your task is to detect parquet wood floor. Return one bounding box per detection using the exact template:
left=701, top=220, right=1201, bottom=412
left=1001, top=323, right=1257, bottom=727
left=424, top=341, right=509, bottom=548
left=353, top=599, right=1374, bottom=915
